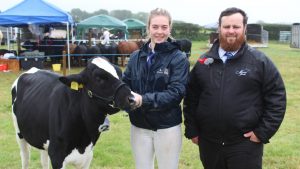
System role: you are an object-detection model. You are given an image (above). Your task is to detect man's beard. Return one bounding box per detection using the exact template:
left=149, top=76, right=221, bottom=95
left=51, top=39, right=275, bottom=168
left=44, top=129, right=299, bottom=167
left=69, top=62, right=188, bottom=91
left=219, top=33, right=245, bottom=51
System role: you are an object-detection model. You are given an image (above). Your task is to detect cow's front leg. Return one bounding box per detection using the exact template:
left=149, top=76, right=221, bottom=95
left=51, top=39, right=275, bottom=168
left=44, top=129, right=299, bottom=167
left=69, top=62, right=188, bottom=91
left=40, top=149, right=49, bottom=169
left=78, top=150, right=93, bottom=169
left=98, top=117, right=110, bottom=132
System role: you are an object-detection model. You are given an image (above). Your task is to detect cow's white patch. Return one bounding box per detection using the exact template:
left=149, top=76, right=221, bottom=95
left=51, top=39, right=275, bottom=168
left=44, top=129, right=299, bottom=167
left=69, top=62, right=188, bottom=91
left=91, top=57, right=119, bottom=79
left=62, top=143, right=93, bottom=168
left=11, top=78, right=19, bottom=91
left=12, top=112, right=30, bottom=169
left=40, top=140, right=50, bottom=169
left=11, top=67, right=40, bottom=90
left=40, top=149, right=49, bottom=169
left=43, top=140, right=50, bottom=150
left=11, top=78, right=18, bottom=105
left=26, top=67, right=39, bottom=74
left=12, top=112, right=20, bottom=135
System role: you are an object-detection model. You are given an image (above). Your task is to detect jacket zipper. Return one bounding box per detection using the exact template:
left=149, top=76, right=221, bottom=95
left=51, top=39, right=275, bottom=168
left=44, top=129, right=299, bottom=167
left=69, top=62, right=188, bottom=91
left=219, top=63, right=226, bottom=145
left=146, top=63, right=150, bottom=92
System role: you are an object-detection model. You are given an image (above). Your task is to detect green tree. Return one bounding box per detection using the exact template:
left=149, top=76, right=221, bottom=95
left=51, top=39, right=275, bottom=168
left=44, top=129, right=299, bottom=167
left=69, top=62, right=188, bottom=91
left=92, top=9, right=109, bottom=16
left=70, top=8, right=91, bottom=22
left=110, top=10, right=132, bottom=20
left=132, top=12, right=149, bottom=23
left=171, top=22, right=208, bottom=41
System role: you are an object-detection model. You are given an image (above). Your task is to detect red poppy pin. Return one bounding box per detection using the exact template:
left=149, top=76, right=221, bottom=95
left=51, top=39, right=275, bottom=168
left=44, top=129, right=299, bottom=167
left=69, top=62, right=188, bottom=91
left=198, top=58, right=214, bottom=65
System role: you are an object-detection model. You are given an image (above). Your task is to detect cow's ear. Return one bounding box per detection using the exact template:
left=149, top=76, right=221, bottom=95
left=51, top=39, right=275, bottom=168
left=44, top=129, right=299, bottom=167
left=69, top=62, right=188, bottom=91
left=59, top=74, right=84, bottom=90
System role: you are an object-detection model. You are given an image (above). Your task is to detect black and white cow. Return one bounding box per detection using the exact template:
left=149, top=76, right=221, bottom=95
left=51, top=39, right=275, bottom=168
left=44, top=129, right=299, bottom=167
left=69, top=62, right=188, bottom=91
left=11, top=57, right=135, bottom=169
left=176, top=39, right=192, bottom=58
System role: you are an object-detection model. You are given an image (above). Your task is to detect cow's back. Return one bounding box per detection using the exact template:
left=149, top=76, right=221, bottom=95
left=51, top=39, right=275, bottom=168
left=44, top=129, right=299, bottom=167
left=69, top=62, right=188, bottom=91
left=12, top=68, right=62, bottom=149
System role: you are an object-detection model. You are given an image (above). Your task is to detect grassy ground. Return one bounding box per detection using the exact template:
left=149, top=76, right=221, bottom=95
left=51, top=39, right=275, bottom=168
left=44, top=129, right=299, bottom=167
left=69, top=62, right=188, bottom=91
left=0, top=41, right=299, bottom=169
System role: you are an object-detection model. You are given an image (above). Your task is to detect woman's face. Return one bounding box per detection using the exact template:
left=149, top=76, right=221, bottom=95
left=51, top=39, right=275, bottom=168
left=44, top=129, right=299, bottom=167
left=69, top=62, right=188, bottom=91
left=148, top=15, right=171, bottom=46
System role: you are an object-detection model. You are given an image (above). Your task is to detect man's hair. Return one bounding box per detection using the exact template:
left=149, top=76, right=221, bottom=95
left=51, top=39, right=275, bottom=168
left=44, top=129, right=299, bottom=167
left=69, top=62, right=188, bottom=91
left=218, top=7, right=248, bottom=26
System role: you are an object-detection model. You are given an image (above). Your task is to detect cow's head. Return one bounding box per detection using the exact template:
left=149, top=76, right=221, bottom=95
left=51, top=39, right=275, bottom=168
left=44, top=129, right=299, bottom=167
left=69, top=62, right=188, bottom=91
left=59, top=57, right=135, bottom=113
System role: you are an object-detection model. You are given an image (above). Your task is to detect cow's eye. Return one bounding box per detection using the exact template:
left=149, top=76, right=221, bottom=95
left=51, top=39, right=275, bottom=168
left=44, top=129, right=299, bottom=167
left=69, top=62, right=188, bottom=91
left=96, top=76, right=101, bottom=81
left=101, top=75, right=108, bottom=81
left=96, top=75, right=108, bottom=83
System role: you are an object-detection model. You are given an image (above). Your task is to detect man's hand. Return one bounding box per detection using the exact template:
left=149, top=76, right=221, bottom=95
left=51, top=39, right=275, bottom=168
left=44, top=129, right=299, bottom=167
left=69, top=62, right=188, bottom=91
left=191, top=136, right=199, bottom=145
left=244, top=131, right=261, bottom=143
left=131, top=91, right=142, bottom=108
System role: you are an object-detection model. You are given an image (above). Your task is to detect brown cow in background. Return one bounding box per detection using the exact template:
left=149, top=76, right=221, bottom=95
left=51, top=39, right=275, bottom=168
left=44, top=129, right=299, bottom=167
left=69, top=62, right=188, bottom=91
left=117, top=41, right=141, bottom=66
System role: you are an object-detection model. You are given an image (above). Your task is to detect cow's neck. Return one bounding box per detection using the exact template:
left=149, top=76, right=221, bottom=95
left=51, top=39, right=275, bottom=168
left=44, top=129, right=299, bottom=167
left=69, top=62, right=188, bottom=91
left=81, top=94, right=108, bottom=140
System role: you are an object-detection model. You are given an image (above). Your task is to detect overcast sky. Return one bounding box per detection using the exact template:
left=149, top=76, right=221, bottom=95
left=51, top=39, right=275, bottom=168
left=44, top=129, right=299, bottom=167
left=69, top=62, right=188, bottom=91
left=1, top=0, right=299, bottom=26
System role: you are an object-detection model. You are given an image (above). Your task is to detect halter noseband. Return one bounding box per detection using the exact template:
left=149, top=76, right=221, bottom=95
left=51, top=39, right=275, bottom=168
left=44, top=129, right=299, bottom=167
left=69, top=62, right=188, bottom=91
left=86, top=82, right=127, bottom=107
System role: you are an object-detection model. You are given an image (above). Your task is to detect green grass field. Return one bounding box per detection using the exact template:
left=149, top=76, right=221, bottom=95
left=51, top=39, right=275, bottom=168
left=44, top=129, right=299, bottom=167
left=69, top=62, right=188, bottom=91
left=0, top=41, right=299, bottom=169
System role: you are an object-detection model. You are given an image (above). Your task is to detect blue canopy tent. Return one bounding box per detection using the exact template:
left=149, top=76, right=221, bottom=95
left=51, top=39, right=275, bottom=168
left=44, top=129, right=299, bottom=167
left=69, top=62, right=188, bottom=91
left=0, top=0, right=74, bottom=70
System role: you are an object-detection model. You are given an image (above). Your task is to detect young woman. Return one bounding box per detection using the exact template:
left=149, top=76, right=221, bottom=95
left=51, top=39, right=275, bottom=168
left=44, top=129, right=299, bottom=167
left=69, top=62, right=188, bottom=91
left=123, top=8, right=190, bottom=169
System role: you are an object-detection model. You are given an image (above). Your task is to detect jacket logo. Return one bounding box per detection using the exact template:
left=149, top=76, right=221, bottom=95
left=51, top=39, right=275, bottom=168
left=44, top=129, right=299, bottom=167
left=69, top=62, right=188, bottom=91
left=235, top=68, right=250, bottom=76
left=157, top=68, right=169, bottom=75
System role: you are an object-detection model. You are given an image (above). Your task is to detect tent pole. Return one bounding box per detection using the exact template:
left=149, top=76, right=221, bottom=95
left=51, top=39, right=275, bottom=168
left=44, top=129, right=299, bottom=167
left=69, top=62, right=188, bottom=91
left=6, top=28, right=10, bottom=50
left=71, top=24, right=74, bottom=43
left=66, top=22, right=71, bottom=70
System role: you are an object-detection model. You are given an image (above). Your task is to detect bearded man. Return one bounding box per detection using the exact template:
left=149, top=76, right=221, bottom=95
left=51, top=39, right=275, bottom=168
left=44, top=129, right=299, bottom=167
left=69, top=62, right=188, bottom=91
left=183, top=7, right=286, bottom=169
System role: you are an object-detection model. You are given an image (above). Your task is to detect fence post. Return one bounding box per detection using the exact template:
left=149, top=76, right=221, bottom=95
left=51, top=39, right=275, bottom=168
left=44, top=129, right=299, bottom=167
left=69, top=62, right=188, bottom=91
left=62, top=50, right=66, bottom=76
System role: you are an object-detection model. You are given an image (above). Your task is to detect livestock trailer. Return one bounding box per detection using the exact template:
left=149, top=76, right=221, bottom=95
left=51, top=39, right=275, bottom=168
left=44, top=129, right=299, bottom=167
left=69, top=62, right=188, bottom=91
left=246, top=24, right=268, bottom=48
left=290, top=23, right=300, bottom=48
left=279, top=31, right=291, bottom=43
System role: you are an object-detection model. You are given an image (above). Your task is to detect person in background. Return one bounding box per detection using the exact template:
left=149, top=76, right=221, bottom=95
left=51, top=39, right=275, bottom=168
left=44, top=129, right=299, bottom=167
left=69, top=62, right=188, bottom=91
left=123, top=8, right=189, bottom=169
left=183, top=7, right=286, bottom=169
left=101, top=28, right=110, bottom=45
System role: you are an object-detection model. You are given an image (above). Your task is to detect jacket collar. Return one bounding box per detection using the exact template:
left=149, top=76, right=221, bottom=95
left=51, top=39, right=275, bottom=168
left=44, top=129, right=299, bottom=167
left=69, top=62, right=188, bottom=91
left=140, top=38, right=180, bottom=56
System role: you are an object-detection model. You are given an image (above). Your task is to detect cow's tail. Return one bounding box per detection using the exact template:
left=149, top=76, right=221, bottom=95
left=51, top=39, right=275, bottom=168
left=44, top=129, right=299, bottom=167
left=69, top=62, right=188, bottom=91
left=11, top=78, right=18, bottom=107
left=12, top=87, right=16, bottom=105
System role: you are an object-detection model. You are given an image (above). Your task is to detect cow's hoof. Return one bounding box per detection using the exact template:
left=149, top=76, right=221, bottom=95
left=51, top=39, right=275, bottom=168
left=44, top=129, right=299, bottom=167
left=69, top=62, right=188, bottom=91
left=99, top=124, right=110, bottom=132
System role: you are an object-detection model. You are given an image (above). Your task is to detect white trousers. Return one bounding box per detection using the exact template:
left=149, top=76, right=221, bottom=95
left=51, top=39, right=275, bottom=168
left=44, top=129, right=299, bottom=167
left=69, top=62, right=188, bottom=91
left=130, top=124, right=182, bottom=169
